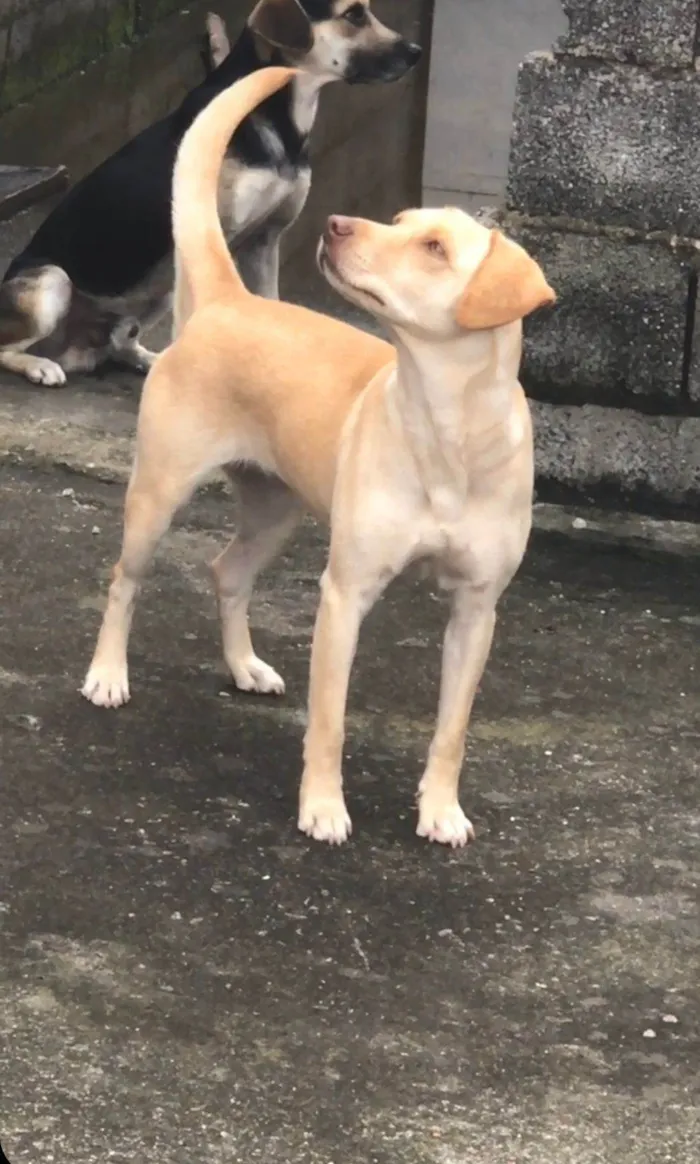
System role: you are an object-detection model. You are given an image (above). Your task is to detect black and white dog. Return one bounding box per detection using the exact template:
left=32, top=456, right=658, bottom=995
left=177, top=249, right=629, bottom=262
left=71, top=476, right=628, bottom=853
left=0, top=0, right=420, bottom=387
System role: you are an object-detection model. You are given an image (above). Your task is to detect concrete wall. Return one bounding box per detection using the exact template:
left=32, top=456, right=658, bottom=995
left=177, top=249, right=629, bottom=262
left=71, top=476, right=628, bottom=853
left=423, top=0, right=567, bottom=210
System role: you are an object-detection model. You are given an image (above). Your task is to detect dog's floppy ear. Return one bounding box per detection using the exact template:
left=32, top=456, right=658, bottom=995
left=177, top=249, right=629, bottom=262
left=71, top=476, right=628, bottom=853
left=456, top=230, right=556, bottom=331
left=205, top=12, right=231, bottom=69
left=248, top=0, right=313, bottom=53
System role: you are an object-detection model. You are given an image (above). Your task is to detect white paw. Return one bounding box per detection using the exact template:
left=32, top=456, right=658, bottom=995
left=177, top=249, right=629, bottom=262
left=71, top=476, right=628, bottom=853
left=298, top=795, right=352, bottom=844
left=26, top=358, right=66, bottom=387
left=81, top=663, right=130, bottom=708
left=230, top=655, right=285, bottom=695
left=125, top=345, right=157, bottom=374
left=416, top=795, right=475, bottom=848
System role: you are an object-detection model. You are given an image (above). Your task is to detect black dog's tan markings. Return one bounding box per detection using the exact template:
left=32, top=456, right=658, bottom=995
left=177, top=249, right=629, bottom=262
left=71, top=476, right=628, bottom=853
left=0, top=0, right=420, bottom=387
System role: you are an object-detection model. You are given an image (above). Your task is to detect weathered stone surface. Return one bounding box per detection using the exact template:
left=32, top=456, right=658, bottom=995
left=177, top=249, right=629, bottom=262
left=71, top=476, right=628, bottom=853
left=0, top=164, right=68, bottom=222
left=504, top=219, right=694, bottom=406
left=0, top=22, right=9, bottom=74
left=508, top=54, right=700, bottom=236
left=556, top=0, right=700, bottom=67
left=686, top=296, right=700, bottom=402
left=1, top=1, right=137, bottom=113
left=135, top=0, right=208, bottom=33
left=532, top=400, right=700, bottom=512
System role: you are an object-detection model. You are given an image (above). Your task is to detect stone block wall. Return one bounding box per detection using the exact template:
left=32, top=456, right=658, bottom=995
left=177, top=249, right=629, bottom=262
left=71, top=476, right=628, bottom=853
left=499, top=0, right=700, bottom=516
left=555, top=0, right=698, bottom=67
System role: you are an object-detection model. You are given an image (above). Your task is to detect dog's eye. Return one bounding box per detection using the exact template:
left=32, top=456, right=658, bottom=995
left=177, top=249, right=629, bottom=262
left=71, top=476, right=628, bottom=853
left=424, top=238, right=447, bottom=259
left=342, top=3, right=368, bottom=27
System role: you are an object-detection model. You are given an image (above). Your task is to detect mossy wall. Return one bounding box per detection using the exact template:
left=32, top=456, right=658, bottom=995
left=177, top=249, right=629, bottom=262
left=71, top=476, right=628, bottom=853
left=0, top=0, right=245, bottom=114
left=2, top=1, right=134, bottom=113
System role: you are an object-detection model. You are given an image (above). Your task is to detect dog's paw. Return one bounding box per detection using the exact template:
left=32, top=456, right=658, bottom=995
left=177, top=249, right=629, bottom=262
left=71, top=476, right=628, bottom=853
left=416, top=794, right=475, bottom=848
left=128, top=346, right=157, bottom=375
left=230, top=655, right=285, bottom=696
left=81, top=663, right=130, bottom=708
left=26, top=358, right=66, bottom=387
left=298, top=795, right=352, bottom=844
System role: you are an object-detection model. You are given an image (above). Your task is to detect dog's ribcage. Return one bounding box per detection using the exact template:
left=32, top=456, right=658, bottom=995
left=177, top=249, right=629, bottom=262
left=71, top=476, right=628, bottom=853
left=218, top=162, right=288, bottom=238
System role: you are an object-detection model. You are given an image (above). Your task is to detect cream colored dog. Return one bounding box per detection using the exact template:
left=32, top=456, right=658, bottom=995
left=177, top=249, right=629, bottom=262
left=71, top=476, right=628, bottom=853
left=81, top=67, right=555, bottom=847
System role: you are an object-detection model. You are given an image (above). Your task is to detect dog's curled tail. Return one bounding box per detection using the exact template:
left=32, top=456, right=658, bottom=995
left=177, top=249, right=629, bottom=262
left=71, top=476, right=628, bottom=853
left=171, top=66, right=297, bottom=322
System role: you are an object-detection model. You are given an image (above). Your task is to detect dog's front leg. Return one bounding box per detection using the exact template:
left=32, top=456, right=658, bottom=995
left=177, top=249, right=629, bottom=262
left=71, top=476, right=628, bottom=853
left=234, top=230, right=282, bottom=300
left=299, top=569, right=383, bottom=844
left=417, top=586, right=497, bottom=847
left=234, top=180, right=309, bottom=300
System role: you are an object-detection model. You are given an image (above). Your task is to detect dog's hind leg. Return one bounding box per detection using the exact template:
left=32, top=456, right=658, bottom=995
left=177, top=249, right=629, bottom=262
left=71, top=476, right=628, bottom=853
left=213, top=468, right=301, bottom=695
left=0, top=266, right=71, bottom=386
left=82, top=404, right=204, bottom=707
left=81, top=472, right=193, bottom=707
left=172, top=252, right=194, bottom=340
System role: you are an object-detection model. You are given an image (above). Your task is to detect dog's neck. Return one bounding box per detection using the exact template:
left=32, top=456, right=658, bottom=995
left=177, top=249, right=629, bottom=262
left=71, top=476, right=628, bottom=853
left=239, top=25, right=333, bottom=139
left=289, top=71, right=328, bottom=137
left=386, top=322, right=525, bottom=499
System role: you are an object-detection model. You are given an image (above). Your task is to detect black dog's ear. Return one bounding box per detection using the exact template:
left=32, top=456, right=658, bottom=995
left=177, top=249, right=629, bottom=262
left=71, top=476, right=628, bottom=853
left=248, top=0, right=313, bottom=53
left=201, top=11, right=231, bottom=74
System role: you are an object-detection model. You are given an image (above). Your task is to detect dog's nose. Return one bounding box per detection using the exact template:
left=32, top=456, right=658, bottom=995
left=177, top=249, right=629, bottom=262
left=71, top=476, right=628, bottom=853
left=405, top=43, right=422, bottom=66
left=326, top=215, right=355, bottom=241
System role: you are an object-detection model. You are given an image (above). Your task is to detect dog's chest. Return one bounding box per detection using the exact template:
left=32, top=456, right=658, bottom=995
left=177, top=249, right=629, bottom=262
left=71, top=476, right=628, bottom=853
left=218, top=157, right=302, bottom=239
left=411, top=486, right=531, bottom=593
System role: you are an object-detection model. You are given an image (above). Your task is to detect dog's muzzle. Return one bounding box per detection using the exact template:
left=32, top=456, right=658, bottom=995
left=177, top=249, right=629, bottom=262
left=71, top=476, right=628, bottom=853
left=344, top=40, right=422, bottom=85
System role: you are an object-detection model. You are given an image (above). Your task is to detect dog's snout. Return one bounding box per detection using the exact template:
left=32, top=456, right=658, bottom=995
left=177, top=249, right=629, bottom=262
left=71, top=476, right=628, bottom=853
left=344, top=36, right=422, bottom=85
left=326, top=215, right=355, bottom=241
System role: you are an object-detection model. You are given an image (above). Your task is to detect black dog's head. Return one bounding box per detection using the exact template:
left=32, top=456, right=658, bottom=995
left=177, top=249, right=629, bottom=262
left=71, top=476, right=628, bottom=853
left=247, top=0, right=421, bottom=84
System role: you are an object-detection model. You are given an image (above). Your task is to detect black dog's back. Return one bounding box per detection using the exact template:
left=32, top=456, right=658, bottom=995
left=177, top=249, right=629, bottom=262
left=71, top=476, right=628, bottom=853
left=6, top=119, right=181, bottom=296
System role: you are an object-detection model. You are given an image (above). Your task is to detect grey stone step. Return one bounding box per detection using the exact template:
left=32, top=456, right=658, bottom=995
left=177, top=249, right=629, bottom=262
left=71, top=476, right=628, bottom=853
left=532, top=398, right=700, bottom=516
left=0, top=164, right=68, bottom=224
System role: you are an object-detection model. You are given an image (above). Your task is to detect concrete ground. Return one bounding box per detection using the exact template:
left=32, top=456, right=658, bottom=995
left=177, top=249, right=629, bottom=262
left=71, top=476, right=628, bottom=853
left=1, top=209, right=700, bottom=1164
left=1, top=354, right=700, bottom=1164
